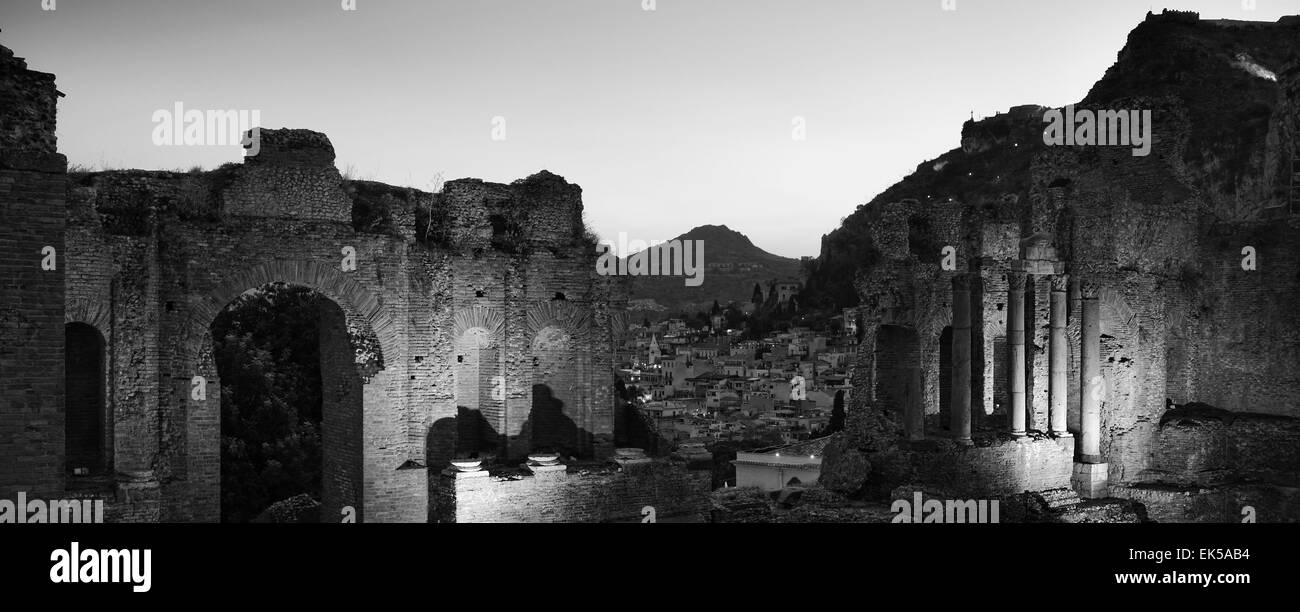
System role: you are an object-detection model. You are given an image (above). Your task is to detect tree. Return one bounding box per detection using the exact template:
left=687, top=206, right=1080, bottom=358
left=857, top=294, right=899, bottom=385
left=751, top=283, right=764, bottom=305
left=826, top=390, right=846, bottom=435
left=213, top=282, right=326, bottom=523
left=724, top=307, right=746, bottom=331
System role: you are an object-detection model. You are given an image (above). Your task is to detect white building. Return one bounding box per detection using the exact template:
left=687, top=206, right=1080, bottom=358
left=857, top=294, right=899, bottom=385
left=732, top=436, right=835, bottom=491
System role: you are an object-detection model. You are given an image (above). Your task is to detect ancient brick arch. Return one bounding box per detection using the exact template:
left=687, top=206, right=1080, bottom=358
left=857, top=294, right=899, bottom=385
left=64, top=321, right=111, bottom=477
left=522, top=300, right=594, bottom=457
left=184, top=259, right=396, bottom=369
left=929, top=307, right=954, bottom=336
left=177, top=259, right=398, bottom=524
left=1, top=51, right=622, bottom=521
left=65, top=296, right=112, bottom=332
left=63, top=298, right=114, bottom=477
left=1098, top=287, right=1137, bottom=338
left=451, top=305, right=506, bottom=459
left=1064, top=286, right=1136, bottom=346
left=452, top=305, right=504, bottom=345
left=524, top=299, right=591, bottom=340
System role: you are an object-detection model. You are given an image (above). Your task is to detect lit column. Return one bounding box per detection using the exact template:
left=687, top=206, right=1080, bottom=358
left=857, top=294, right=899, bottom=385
left=951, top=274, right=972, bottom=444
left=1049, top=274, right=1071, bottom=437
left=1080, top=280, right=1102, bottom=463
left=1007, top=271, right=1027, bottom=437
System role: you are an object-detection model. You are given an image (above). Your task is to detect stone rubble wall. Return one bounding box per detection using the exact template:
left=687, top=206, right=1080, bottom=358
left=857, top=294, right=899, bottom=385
left=433, top=460, right=712, bottom=523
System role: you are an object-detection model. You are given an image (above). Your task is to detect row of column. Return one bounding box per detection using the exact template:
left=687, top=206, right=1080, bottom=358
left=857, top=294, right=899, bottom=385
left=934, top=272, right=1101, bottom=462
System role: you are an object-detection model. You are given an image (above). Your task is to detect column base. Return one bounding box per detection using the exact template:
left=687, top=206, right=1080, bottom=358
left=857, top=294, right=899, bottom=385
left=1071, top=462, right=1109, bottom=499
left=954, top=438, right=974, bottom=447
left=1010, top=430, right=1028, bottom=439
left=441, top=467, right=491, bottom=480
left=524, top=462, right=567, bottom=476
left=1051, top=431, right=1073, bottom=438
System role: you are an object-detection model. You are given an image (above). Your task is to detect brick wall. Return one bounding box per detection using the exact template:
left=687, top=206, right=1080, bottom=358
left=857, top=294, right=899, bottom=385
left=433, top=459, right=712, bottom=523
left=0, top=46, right=66, bottom=501
left=47, top=132, right=623, bottom=522
left=886, top=437, right=1075, bottom=499
left=319, top=298, right=364, bottom=522
left=874, top=325, right=918, bottom=417
left=1148, top=412, right=1300, bottom=487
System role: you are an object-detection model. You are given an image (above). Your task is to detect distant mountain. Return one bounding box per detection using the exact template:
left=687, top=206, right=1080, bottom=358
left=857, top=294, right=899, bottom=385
left=622, top=224, right=804, bottom=318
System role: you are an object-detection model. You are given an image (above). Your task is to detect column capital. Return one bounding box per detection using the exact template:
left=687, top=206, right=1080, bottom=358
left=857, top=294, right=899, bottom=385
left=1006, top=270, right=1027, bottom=291
left=1050, top=273, right=1070, bottom=293
left=1080, top=279, right=1101, bottom=299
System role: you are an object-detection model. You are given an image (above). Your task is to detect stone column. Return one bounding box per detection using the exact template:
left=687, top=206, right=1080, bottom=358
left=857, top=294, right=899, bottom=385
left=1007, top=271, right=1027, bottom=437
left=1079, top=280, right=1102, bottom=462
left=951, top=275, right=972, bottom=444
left=1049, top=274, right=1071, bottom=437
left=1072, top=278, right=1108, bottom=498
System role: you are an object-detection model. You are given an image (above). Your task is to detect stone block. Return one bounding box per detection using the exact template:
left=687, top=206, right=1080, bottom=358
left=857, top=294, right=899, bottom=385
left=1072, top=461, right=1109, bottom=499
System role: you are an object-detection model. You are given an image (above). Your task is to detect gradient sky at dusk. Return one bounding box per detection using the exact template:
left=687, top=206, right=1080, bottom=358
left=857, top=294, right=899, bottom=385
left=3, top=0, right=1298, bottom=257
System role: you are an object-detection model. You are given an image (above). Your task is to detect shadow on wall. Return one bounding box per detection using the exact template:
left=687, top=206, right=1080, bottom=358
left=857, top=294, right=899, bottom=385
left=425, top=384, right=600, bottom=468
left=613, top=377, right=674, bottom=456
left=426, top=408, right=499, bottom=470
left=518, top=384, right=582, bottom=458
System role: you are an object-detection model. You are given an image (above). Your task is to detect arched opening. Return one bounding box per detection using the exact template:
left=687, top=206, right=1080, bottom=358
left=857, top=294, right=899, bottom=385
left=527, top=325, right=584, bottom=457
left=874, top=325, right=919, bottom=420
left=454, top=327, right=502, bottom=462
left=65, top=322, right=108, bottom=476
left=211, top=282, right=363, bottom=523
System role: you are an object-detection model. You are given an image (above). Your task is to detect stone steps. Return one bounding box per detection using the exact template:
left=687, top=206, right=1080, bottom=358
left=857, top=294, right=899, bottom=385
left=1029, top=487, right=1147, bottom=523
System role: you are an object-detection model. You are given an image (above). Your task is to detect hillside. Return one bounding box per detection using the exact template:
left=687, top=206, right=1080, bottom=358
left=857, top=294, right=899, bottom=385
left=623, top=224, right=804, bottom=317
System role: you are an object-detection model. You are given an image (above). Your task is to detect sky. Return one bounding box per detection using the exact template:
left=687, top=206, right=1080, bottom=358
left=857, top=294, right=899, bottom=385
left=3, top=0, right=1298, bottom=258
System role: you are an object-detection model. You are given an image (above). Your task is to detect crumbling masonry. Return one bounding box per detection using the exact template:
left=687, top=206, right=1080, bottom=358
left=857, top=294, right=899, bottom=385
left=0, top=41, right=720, bottom=523
left=822, top=13, right=1300, bottom=522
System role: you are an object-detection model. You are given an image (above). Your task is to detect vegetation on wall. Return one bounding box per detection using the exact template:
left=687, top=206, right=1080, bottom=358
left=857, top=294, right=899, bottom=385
left=213, top=282, right=325, bottom=523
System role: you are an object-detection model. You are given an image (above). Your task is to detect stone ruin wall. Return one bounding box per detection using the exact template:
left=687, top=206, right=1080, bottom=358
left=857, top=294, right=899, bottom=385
left=0, top=46, right=66, bottom=503
left=835, top=65, right=1300, bottom=520
left=0, top=41, right=647, bottom=522
left=62, top=135, right=630, bottom=523
left=433, top=458, right=711, bottom=523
